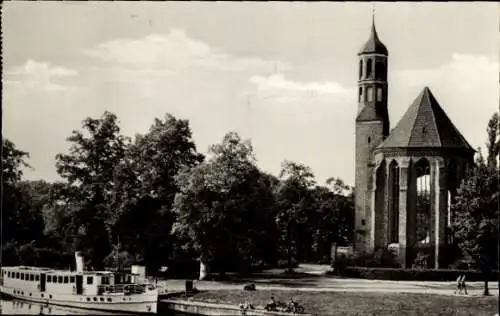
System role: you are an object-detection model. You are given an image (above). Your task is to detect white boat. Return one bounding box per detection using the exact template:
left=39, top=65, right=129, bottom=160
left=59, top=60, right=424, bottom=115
left=0, top=252, right=158, bottom=314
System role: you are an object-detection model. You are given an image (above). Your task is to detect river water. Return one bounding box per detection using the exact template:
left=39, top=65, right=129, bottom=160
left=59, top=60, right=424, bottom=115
left=0, top=298, right=194, bottom=315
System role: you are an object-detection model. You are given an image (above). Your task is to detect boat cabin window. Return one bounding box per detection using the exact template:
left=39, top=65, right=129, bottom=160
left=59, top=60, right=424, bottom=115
left=21, top=273, right=25, bottom=280
left=70, top=276, right=75, bottom=283
left=30, top=274, right=35, bottom=281
left=7, top=272, right=11, bottom=278
left=35, top=275, right=40, bottom=281
left=58, top=276, right=63, bottom=283
left=64, top=276, right=69, bottom=283
left=87, top=276, right=93, bottom=285
left=102, top=276, right=109, bottom=285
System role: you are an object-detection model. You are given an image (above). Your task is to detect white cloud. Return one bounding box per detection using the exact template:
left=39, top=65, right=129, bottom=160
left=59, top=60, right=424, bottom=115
left=248, top=73, right=355, bottom=104
left=391, top=53, right=498, bottom=157
left=86, top=29, right=290, bottom=73
left=394, top=53, right=498, bottom=93
left=5, top=60, right=77, bottom=92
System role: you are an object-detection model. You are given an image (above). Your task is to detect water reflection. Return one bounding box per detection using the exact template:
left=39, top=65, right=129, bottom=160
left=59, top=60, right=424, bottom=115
left=1, top=298, right=196, bottom=315
left=1, top=298, right=107, bottom=315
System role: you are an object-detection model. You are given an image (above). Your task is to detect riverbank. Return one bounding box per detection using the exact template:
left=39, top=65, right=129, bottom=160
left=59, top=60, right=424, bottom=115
left=157, top=277, right=499, bottom=297
left=176, top=290, right=498, bottom=316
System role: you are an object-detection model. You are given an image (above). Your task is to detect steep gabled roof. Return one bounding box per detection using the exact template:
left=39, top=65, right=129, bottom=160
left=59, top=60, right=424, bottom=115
left=378, top=87, right=473, bottom=150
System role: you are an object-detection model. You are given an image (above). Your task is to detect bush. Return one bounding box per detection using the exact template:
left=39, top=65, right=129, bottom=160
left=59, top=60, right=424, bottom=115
left=336, top=248, right=399, bottom=269
left=243, top=283, right=256, bottom=291
left=337, top=267, right=499, bottom=281
left=411, top=251, right=431, bottom=269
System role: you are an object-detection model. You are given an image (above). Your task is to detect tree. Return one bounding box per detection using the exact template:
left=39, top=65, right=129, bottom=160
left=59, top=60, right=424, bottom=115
left=1, top=138, right=31, bottom=264
left=275, top=160, right=316, bottom=271
left=309, top=182, right=354, bottom=263
left=55, top=111, right=128, bottom=270
left=451, top=112, right=499, bottom=296
left=173, top=132, right=277, bottom=275
left=486, top=112, right=499, bottom=169
left=110, top=114, right=204, bottom=271
left=325, top=177, right=354, bottom=196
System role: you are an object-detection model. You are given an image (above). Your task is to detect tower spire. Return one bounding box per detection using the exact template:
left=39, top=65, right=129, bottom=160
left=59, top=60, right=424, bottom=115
left=372, top=5, right=375, bottom=27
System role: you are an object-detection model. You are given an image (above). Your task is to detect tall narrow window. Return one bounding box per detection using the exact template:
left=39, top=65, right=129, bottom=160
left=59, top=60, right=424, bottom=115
left=377, top=87, right=383, bottom=102
left=366, top=87, right=373, bottom=102
left=388, top=161, right=400, bottom=243
left=358, top=87, right=362, bottom=102
left=375, top=61, right=384, bottom=80
left=366, top=59, right=373, bottom=78
left=359, top=60, right=363, bottom=79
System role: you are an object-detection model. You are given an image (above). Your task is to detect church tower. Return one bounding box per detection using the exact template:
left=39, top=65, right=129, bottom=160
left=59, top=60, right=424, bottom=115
left=354, top=15, right=390, bottom=252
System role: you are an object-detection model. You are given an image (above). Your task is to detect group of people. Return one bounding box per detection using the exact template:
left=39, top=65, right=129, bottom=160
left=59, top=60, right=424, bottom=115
left=265, top=296, right=303, bottom=313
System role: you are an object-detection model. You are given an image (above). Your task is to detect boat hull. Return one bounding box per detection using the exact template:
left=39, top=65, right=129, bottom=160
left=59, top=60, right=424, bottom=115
left=0, top=285, right=158, bottom=314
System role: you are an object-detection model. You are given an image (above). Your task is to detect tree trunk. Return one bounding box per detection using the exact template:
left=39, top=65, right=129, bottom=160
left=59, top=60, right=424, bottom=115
left=483, top=279, right=489, bottom=296
left=286, top=224, right=293, bottom=273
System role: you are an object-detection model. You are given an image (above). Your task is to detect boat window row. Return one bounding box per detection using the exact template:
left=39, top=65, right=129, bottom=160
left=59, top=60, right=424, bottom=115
left=5, top=271, right=40, bottom=282
left=47, top=275, right=76, bottom=284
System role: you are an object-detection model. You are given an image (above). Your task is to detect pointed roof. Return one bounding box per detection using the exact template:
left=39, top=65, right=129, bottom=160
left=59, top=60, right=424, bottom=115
left=378, top=87, right=474, bottom=150
left=359, top=17, right=388, bottom=56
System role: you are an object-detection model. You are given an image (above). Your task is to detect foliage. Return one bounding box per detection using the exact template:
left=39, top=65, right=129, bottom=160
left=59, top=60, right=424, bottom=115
left=338, top=248, right=399, bottom=269
left=173, top=132, right=278, bottom=274
left=54, top=111, right=129, bottom=269
left=110, top=114, right=204, bottom=272
left=310, top=185, right=354, bottom=263
left=451, top=112, right=500, bottom=295
left=1, top=139, right=37, bottom=264
left=274, top=161, right=316, bottom=271
left=4, top=113, right=355, bottom=275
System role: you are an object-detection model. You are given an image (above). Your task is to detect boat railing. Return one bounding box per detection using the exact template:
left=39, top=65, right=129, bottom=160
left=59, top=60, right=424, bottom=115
left=98, top=283, right=154, bottom=295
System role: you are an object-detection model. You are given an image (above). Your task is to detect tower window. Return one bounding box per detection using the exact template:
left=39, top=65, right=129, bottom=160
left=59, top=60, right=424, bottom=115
left=377, top=87, right=383, bottom=102
left=358, top=87, right=362, bottom=102
left=368, top=137, right=371, bottom=144
left=366, top=59, right=373, bottom=78
left=375, top=61, right=385, bottom=80
left=359, top=60, right=363, bottom=79
left=366, top=87, right=374, bottom=102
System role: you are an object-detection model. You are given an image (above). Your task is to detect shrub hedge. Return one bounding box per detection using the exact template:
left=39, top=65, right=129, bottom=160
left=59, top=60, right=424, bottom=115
left=333, top=267, right=499, bottom=281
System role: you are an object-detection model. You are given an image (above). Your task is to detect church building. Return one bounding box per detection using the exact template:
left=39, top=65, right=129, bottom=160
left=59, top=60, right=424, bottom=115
left=354, top=18, right=475, bottom=269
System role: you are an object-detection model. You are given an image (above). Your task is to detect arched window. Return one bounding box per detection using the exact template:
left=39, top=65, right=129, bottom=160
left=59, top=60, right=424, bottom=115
left=366, top=87, right=374, bottom=102
left=415, top=158, right=431, bottom=248
left=388, top=160, right=400, bottom=243
left=366, top=59, right=373, bottom=78
left=359, top=60, right=363, bottom=79
left=377, top=87, right=383, bottom=102
left=375, top=61, right=385, bottom=80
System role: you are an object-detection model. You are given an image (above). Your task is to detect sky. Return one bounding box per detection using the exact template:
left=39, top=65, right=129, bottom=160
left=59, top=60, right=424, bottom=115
left=2, top=2, right=498, bottom=186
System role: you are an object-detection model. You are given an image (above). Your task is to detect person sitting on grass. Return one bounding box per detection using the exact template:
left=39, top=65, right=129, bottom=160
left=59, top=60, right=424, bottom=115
left=265, top=297, right=277, bottom=311
left=287, top=297, right=296, bottom=312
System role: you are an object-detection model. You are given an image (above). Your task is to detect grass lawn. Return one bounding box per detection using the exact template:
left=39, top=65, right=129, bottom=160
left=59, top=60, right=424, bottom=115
left=183, top=290, right=498, bottom=316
